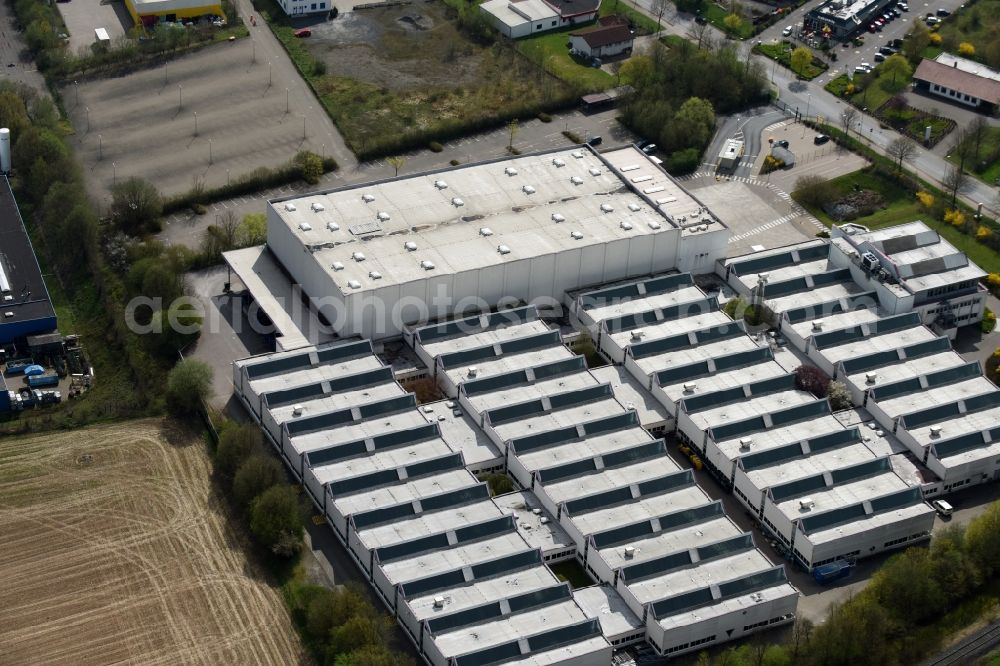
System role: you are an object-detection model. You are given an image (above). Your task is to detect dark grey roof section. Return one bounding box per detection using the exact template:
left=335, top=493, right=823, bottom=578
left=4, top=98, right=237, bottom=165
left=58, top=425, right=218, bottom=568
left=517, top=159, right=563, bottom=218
left=265, top=366, right=396, bottom=408
left=630, top=321, right=746, bottom=360
left=397, top=548, right=545, bottom=599
left=508, top=411, right=641, bottom=454
left=769, top=474, right=827, bottom=503
left=328, top=452, right=466, bottom=498
left=730, top=250, right=802, bottom=277
left=963, top=390, right=1000, bottom=413
left=452, top=619, right=603, bottom=666
left=869, top=486, right=923, bottom=513
left=879, top=234, right=918, bottom=255
left=426, top=584, right=571, bottom=636
left=765, top=269, right=851, bottom=299
left=305, top=422, right=442, bottom=468
left=798, top=503, right=867, bottom=534
left=604, top=297, right=719, bottom=334
left=537, top=440, right=665, bottom=484
left=438, top=330, right=561, bottom=369
left=900, top=402, right=962, bottom=430
left=709, top=399, right=829, bottom=443
left=537, top=457, right=598, bottom=484
left=487, top=384, right=613, bottom=425
left=710, top=416, right=766, bottom=443
left=739, top=427, right=861, bottom=472
left=872, top=362, right=981, bottom=401
left=650, top=566, right=788, bottom=619
left=461, top=357, right=586, bottom=397
left=564, top=486, right=634, bottom=516
left=813, top=312, right=921, bottom=350
left=680, top=373, right=795, bottom=414
left=352, top=484, right=489, bottom=530
left=285, top=394, right=418, bottom=438
left=932, top=430, right=993, bottom=459
left=829, top=456, right=890, bottom=483
left=375, top=515, right=515, bottom=564
left=637, top=468, right=697, bottom=496
left=656, top=347, right=773, bottom=387
left=579, top=273, right=693, bottom=309
left=619, top=534, right=754, bottom=584
left=415, top=306, right=537, bottom=344
left=264, top=382, right=326, bottom=408
left=244, top=339, right=373, bottom=380
left=650, top=587, right=714, bottom=620
left=590, top=499, right=721, bottom=550
left=716, top=567, right=787, bottom=599
left=784, top=291, right=877, bottom=324
left=841, top=335, right=952, bottom=376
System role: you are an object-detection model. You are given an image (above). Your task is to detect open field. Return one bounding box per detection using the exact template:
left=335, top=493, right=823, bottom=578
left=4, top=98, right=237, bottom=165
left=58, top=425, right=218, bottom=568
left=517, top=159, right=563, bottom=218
left=66, top=38, right=333, bottom=201
left=0, top=419, right=307, bottom=666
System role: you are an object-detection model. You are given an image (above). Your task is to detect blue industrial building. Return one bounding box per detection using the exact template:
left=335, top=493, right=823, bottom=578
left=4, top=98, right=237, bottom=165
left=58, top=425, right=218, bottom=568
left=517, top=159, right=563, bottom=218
left=0, top=177, right=57, bottom=344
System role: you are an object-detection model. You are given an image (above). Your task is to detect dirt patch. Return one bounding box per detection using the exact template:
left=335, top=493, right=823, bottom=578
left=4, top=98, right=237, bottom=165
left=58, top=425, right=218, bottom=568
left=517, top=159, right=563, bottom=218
left=0, top=418, right=306, bottom=666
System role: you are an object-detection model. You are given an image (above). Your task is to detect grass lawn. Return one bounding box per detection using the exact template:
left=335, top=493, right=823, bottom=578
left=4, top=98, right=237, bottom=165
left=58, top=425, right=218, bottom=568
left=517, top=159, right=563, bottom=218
left=799, top=168, right=1000, bottom=273
left=550, top=560, right=594, bottom=589
left=947, top=126, right=1000, bottom=186
left=517, top=29, right=616, bottom=92
left=938, top=0, right=1000, bottom=69
left=599, top=0, right=659, bottom=34
left=702, top=3, right=754, bottom=40
left=755, top=41, right=827, bottom=80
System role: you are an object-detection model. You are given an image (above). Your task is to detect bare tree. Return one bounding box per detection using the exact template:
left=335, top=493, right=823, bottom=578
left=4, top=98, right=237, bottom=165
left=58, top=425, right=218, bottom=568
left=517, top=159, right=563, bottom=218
left=216, top=210, right=240, bottom=249
left=969, top=115, right=989, bottom=164
left=687, top=21, right=712, bottom=49
left=943, top=163, right=971, bottom=207
left=840, top=106, right=857, bottom=138
left=651, top=0, right=669, bottom=31
left=387, top=155, right=406, bottom=177
left=507, top=118, right=520, bottom=151
left=886, top=136, right=917, bottom=174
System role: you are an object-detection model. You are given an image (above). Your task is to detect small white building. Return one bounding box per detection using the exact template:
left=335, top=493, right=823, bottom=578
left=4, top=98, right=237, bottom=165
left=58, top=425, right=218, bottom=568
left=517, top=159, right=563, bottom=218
left=718, top=139, right=744, bottom=171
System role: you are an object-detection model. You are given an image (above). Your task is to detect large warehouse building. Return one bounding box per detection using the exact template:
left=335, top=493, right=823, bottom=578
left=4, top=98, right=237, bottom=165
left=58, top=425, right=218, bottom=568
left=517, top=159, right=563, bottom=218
left=227, top=146, right=728, bottom=343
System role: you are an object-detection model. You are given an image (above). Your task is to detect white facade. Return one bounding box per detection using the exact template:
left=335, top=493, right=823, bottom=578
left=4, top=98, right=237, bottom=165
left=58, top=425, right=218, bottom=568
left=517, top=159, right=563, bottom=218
left=275, top=0, right=329, bottom=16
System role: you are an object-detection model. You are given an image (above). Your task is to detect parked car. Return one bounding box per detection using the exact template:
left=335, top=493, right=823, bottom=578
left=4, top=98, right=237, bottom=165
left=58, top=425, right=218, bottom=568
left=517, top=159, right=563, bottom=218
left=889, top=37, right=904, bottom=47
left=860, top=61, right=872, bottom=69
left=814, top=134, right=831, bottom=145
left=641, top=143, right=657, bottom=154
left=932, top=499, right=954, bottom=517
left=926, top=15, right=940, bottom=24
left=587, top=136, right=603, bottom=146
left=897, top=2, right=909, bottom=10
left=874, top=52, right=886, bottom=62
left=782, top=25, right=793, bottom=36
left=937, top=8, right=950, bottom=15
left=774, top=139, right=790, bottom=148
left=878, top=45, right=894, bottom=55
left=694, top=14, right=707, bottom=24
left=293, top=27, right=312, bottom=37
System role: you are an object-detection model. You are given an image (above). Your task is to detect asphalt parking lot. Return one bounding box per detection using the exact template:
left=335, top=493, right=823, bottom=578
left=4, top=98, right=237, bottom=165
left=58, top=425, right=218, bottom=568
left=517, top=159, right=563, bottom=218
left=753, top=119, right=870, bottom=191
left=56, top=0, right=130, bottom=54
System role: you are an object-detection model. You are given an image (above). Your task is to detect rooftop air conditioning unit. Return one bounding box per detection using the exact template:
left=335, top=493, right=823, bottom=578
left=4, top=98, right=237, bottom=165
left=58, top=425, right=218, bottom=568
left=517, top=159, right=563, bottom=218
left=628, top=203, right=641, bottom=212
left=404, top=241, right=417, bottom=251
left=452, top=197, right=464, bottom=207
left=930, top=425, right=943, bottom=437
left=347, top=280, right=362, bottom=289
left=480, top=227, right=494, bottom=237
left=369, top=271, right=382, bottom=280
left=552, top=158, right=566, bottom=167
left=800, top=498, right=815, bottom=510
left=433, top=596, right=445, bottom=609
left=866, top=372, right=877, bottom=384
left=812, top=320, right=824, bottom=332
left=589, top=167, right=601, bottom=176
left=861, top=252, right=880, bottom=271
left=540, top=517, right=550, bottom=524
left=551, top=213, right=565, bottom=223
left=522, top=185, right=536, bottom=195
left=571, top=151, right=584, bottom=159
left=326, top=221, right=340, bottom=231
left=739, top=437, right=753, bottom=450
left=434, top=180, right=448, bottom=189
left=468, top=366, right=478, bottom=378
left=377, top=211, right=390, bottom=221
left=683, top=382, right=697, bottom=393
left=421, top=260, right=436, bottom=270
left=505, top=167, right=518, bottom=176
left=331, top=261, right=344, bottom=271
left=311, top=202, right=325, bottom=212
left=298, top=222, right=312, bottom=232
left=620, top=221, right=633, bottom=231
left=648, top=221, right=662, bottom=230
left=532, top=508, right=542, bottom=515
left=571, top=176, right=584, bottom=185
left=624, top=546, right=635, bottom=558
left=570, top=231, right=584, bottom=240
left=497, top=245, right=511, bottom=255
left=362, top=194, right=375, bottom=203
left=631, top=330, right=644, bottom=341
left=352, top=251, right=365, bottom=261
left=284, top=203, right=296, bottom=211
left=292, top=404, right=304, bottom=416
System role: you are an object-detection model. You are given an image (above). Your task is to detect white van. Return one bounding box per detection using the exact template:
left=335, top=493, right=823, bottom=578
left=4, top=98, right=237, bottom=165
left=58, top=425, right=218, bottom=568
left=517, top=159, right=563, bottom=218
left=932, top=499, right=954, bottom=517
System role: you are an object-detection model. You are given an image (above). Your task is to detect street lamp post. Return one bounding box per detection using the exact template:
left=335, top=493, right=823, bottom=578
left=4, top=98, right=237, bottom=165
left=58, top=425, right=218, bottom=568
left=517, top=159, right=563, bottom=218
left=251, top=39, right=256, bottom=64
left=98, top=134, right=103, bottom=161
left=74, top=80, right=79, bottom=106
left=178, top=84, right=183, bottom=109
left=209, top=138, right=213, bottom=164
left=302, top=115, right=306, bottom=140
left=286, top=88, right=289, bottom=114
left=85, top=106, right=90, bottom=133
left=194, top=111, right=198, bottom=136
left=268, top=61, right=272, bottom=87
left=112, top=161, right=117, bottom=185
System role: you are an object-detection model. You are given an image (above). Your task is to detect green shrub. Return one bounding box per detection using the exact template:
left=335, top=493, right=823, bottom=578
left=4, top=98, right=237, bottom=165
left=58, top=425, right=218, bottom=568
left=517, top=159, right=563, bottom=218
left=983, top=308, right=997, bottom=333
left=192, top=203, right=208, bottom=215
left=449, top=159, right=461, bottom=166
left=233, top=454, right=286, bottom=510
left=563, top=130, right=583, bottom=144
left=249, top=485, right=303, bottom=557
left=312, top=60, right=326, bottom=76
left=428, top=141, right=444, bottom=153
left=165, top=359, right=213, bottom=416
left=666, top=147, right=701, bottom=175
left=538, top=111, right=552, bottom=122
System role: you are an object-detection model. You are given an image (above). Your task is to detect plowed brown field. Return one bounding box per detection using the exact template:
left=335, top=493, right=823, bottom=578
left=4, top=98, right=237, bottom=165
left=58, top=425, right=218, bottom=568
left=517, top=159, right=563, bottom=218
left=0, top=419, right=307, bottom=666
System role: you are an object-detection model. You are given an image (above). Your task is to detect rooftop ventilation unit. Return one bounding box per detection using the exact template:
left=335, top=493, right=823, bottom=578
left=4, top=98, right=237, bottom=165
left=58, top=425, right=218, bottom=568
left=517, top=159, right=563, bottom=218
left=600, top=204, right=614, bottom=213
left=698, top=224, right=708, bottom=231
left=433, top=596, right=445, bottom=609
left=648, top=221, right=661, bottom=230
left=799, top=498, right=815, bottom=510
left=624, top=546, right=635, bottom=558
left=332, top=261, right=345, bottom=271
left=866, top=372, right=877, bottom=384
left=588, top=167, right=601, bottom=176
left=626, top=401, right=635, bottom=410
left=620, top=221, right=633, bottom=231
left=540, top=516, right=550, bottom=524
left=505, top=167, right=518, bottom=176
left=522, top=185, right=536, bottom=195
left=571, top=176, right=584, bottom=185
left=362, top=193, right=375, bottom=203
left=468, top=366, right=478, bottom=378
left=551, top=213, right=565, bottom=223
left=421, top=260, right=436, bottom=270
left=326, top=221, right=340, bottom=231
left=498, top=244, right=511, bottom=255
left=434, top=180, right=448, bottom=189
left=930, top=425, right=943, bottom=437
left=631, top=330, right=644, bottom=341
left=861, top=252, right=880, bottom=271
left=532, top=508, right=541, bottom=515
left=739, top=437, right=753, bottom=450
left=292, top=404, right=304, bottom=416
left=377, top=211, right=391, bottom=221
left=298, top=222, right=312, bottom=231
left=352, top=252, right=366, bottom=262
left=812, top=320, right=824, bottom=332
left=570, top=231, right=584, bottom=240
left=452, top=197, right=465, bottom=207
left=284, top=203, right=297, bottom=212
left=552, top=158, right=566, bottom=167
left=571, top=151, right=584, bottom=159
left=628, top=203, right=641, bottom=212
left=369, top=271, right=382, bottom=280
left=480, top=227, right=494, bottom=236
left=683, top=382, right=697, bottom=393
left=311, top=202, right=325, bottom=212
left=347, top=280, right=362, bottom=289
left=404, top=241, right=417, bottom=251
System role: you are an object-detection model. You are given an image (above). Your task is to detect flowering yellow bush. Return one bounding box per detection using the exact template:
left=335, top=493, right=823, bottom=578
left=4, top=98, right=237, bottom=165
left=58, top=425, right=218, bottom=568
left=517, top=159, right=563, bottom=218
left=916, top=191, right=935, bottom=209
left=944, top=209, right=966, bottom=227
left=846, top=83, right=855, bottom=95
left=929, top=32, right=943, bottom=44
left=976, top=226, right=993, bottom=241
left=959, top=42, right=976, bottom=56
left=987, top=273, right=1000, bottom=287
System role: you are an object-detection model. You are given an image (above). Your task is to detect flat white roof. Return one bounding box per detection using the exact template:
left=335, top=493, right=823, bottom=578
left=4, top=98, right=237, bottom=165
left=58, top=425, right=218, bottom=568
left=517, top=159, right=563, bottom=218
left=875, top=377, right=998, bottom=419
left=379, top=531, right=535, bottom=588
left=908, top=404, right=1000, bottom=449
left=578, top=285, right=708, bottom=328
left=541, top=455, right=682, bottom=507
left=714, top=414, right=848, bottom=465
left=589, top=365, right=672, bottom=427
left=358, top=499, right=504, bottom=552
left=736, top=257, right=831, bottom=293
left=515, top=426, right=654, bottom=474
left=480, top=0, right=557, bottom=27
left=288, top=408, right=430, bottom=458
left=268, top=381, right=405, bottom=426
left=688, top=389, right=812, bottom=434
left=490, top=398, right=627, bottom=442
left=240, top=347, right=382, bottom=398
left=444, top=345, right=576, bottom=389
left=419, top=400, right=503, bottom=469
left=766, top=281, right=864, bottom=314
left=658, top=360, right=788, bottom=407
left=597, top=516, right=741, bottom=572
left=271, top=148, right=682, bottom=296
left=308, top=438, right=456, bottom=487
left=464, top=370, right=598, bottom=418
left=845, top=351, right=967, bottom=393
left=744, top=441, right=877, bottom=492
left=787, top=308, right=882, bottom=344
left=606, top=311, right=733, bottom=354
left=572, top=586, right=644, bottom=638
left=332, top=469, right=481, bottom=519
left=820, top=325, right=937, bottom=368
left=627, top=549, right=776, bottom=606
left=407, top=564, right=560, bottom=624
left=569, top=485, right=711, bottom=538
left=632, top=333, right=760, bottom=380
left=493, top=490, right=575, bottom=553
left=419, top=319, right=554, bottom=362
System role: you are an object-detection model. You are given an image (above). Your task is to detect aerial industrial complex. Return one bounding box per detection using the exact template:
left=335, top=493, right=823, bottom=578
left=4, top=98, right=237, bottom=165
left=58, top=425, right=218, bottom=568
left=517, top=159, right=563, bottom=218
left=229, top=146, right=996, bottom=663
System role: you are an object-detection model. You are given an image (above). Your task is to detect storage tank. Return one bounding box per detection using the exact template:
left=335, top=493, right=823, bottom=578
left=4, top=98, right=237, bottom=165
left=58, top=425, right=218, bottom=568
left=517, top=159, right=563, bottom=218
left=0, top=128, right=10, bottom=174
